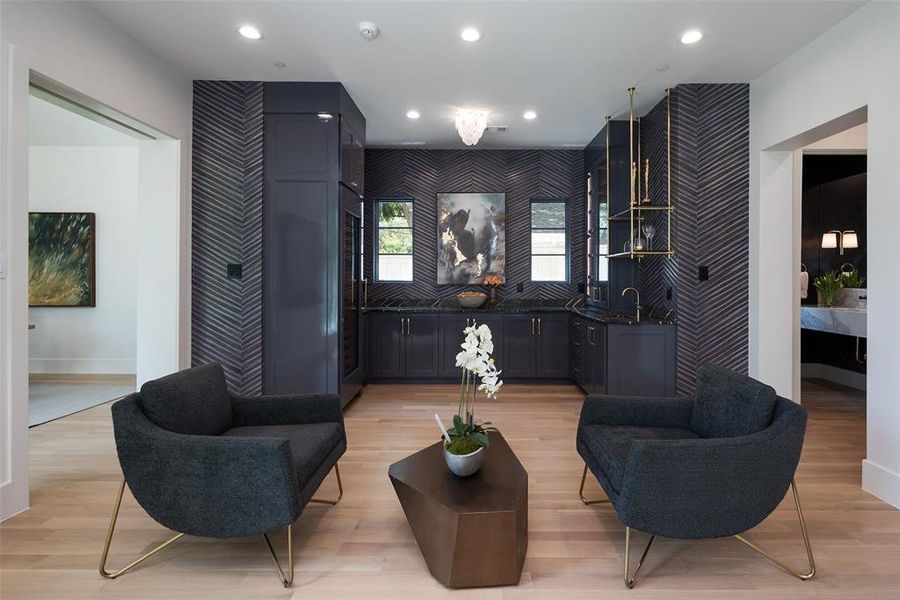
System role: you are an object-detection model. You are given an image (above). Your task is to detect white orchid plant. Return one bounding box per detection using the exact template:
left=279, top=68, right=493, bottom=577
left=446, top=323, right=503, bottom=455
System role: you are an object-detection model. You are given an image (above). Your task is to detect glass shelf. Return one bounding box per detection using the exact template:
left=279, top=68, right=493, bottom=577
left=608, top=250, right=676, bottom=259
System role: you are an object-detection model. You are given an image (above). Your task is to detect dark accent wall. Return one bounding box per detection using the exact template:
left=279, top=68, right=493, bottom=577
left=191, top=81, right=264, bottom=394
left=640, top=84, right=750, bottom=392
left=364, top=149, right=585, bottom=301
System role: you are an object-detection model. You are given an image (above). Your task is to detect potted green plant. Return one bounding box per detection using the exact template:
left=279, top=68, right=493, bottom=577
left=813, top=271, right=843, bottom=307
left=437, top=322, right=503, bottom=477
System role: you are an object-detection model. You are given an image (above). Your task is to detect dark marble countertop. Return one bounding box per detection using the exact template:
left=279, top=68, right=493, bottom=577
left=362, top=298, right=676, bottom=326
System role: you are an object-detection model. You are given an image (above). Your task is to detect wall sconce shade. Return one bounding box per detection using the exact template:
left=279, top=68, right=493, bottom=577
left=821, top=231, right=838, bottom=249
left=842, top=230, right=859, bottom=249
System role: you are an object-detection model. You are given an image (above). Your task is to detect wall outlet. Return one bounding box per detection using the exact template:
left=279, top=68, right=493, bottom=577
left=666, top=287, right=673, bottom=300
left=577, top=282, right=586, bottom=293
left=226, top=263, right=243, bottom=280
left=0, top=254, right=7, bottom=280
left=698, top=266, right=709, bottom=281
left=516, top=282, right=524, bottom=293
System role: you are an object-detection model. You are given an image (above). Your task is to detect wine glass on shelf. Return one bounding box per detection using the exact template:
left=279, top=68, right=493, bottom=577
left=641, top=223, right=656, bottom=252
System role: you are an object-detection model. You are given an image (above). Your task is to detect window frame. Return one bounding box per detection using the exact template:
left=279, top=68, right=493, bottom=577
left=529, top=197, right=571, bottom=283
left=374, top=197, right=415, bottom=283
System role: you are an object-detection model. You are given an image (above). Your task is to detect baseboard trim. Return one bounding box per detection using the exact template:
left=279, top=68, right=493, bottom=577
left=801, top=362, right=866, bottom=391
left=28, top=357, right=136, bottom=374
left=29, top=373, right=136, bottom=384
left=862, top=459, right=900, bottom=509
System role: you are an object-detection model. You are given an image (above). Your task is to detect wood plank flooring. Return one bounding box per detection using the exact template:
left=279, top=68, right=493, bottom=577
left=1, top=379, right=898, bottom=599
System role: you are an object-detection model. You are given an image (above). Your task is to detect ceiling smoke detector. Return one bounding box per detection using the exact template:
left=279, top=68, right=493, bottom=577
left=359, top=22, right=379, bottom=41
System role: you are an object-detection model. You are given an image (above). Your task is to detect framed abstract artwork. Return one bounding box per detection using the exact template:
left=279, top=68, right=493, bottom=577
left=28, top=212, right=96, bottom=307
left=437, top=192, right=505, bottom=284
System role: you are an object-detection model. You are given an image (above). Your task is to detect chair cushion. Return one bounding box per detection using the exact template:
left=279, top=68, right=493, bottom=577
left=690, top=364, right=777, bottom=439
left=139, top=363, right=233, bottom=436
left=221, top=423, right=343, bottom=489
left=580, top=424, right=699, bottom=494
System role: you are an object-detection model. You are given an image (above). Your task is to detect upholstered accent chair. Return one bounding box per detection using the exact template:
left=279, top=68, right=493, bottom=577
left=577, top=364, right=815, bottom=588
left=100, top=363, right=346, bottom=587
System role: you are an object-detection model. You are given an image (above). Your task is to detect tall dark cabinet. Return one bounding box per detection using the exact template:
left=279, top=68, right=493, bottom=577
left=263, top=83, right=366, bottom=405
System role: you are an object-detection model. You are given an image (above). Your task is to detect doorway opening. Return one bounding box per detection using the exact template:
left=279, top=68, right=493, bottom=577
left=24, top=75, right=181, bottom=426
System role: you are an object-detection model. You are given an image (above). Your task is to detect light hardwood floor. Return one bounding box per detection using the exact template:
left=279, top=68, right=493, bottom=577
left=1, top=380, right=898, bottom=599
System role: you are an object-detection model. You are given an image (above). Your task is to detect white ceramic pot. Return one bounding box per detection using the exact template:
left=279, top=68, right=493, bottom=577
left=443, top=445, right=485, bottom=477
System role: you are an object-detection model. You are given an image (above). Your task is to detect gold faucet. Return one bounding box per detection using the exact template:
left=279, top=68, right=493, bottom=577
left=622, top=287, right=642, bottom=323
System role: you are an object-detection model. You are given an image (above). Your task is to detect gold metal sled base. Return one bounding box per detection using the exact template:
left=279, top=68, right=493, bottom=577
left=99, top=464, right=343, bottom=587
left=580, top=466, right=817, bottom=588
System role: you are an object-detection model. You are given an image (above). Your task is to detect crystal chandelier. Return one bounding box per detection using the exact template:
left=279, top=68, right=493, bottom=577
left=455, top=109, right=489, bottom=146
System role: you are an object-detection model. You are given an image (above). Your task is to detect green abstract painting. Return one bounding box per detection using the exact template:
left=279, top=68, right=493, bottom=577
left=29, top=212, right=96, bottom=307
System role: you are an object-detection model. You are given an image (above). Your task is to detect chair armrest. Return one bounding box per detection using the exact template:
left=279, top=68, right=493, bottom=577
left=615, top=405, right=807, bottom=539
left=112, top=397, right=301, bottom=539
left=579, top=395, right=693, bottom=429
left=231, top=393, right=344, bottom=427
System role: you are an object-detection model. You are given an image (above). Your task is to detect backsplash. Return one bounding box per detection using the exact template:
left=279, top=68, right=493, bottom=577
left=363, top=149, right=586, bottom=301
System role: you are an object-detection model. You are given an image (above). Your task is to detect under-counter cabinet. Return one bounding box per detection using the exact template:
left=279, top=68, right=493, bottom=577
left=368, top=313, right=440, bottom=379
left=571, top=318, right=607, bottom=394
left=502, top=314, right=570, bottom=379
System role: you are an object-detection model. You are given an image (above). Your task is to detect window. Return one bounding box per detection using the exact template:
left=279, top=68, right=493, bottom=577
left=530, top=199, right=569, bottom=282
left=375, top=199, right=413, bottom=282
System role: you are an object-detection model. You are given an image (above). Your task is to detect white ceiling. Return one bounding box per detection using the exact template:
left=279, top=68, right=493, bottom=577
left=89, top=0, right=864, bottom=148
left=29, top=94, right=140, bottom=147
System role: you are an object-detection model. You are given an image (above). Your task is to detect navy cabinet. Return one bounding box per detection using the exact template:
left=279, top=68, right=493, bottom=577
left=369, top=313, right=440, bottom=379
left=606, top=324, right=676, bottom=396
left=536, top=314, right=570, bottom=378
left=502, top=315, right=539, bottom=378
left=262, top=83, right=366, bottom=405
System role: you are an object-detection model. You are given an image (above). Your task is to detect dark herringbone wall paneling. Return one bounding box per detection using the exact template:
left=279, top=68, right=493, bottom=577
left=191, top=81, right=264, bottom=394
left=641, top=84, right=749, bottom=392
left=364, top=149, right=585, bottom=301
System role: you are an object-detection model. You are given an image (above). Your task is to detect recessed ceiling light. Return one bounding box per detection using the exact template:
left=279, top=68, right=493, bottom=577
left=317, top=113, right=333, bottom=120
left=401, top=141, right=426, bottom=146
left=406, top=110, right=420, bottom=120
left=238, top=24, right=263, bottom=40
left=523, top=110, right=537, bottom=120
left=460, top=27, right=481, bottom=42
left=273, top=60, right=286, bottom=69
left=680, top=29, right=703, bottom=45
left=656, top=64, right=670, bottom=72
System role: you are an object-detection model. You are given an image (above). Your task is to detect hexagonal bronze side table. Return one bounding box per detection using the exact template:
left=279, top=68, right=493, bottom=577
left=388, top=432, right=527, bottom=588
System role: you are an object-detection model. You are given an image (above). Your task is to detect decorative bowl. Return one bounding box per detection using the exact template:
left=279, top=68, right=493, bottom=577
left=443, top=445, right=485, bottom=477
left=456, top=291, right=487, bottom=309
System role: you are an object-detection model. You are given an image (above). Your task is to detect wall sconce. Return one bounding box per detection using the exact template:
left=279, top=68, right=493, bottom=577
left=821, top=230, right=858, bottom=255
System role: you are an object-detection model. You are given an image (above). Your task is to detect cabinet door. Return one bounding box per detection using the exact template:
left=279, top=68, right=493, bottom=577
left=571, top=319, right=589, bottom=392
left=369, top=314, right=404, bottom=378
left=536, top=314, right=570, bottom=378
left=405, top=315, right=440, bottom=378
left=588, top=324, right=607, bottom=395
left=502, top=315, right=538, bottom=378
left=439, top=315, right=469, bottom=377
left=605, top=324, right=675, bottom=396
left=340, top=119, right=364, bottom=194
left=470, top=314, right=503, bottom=371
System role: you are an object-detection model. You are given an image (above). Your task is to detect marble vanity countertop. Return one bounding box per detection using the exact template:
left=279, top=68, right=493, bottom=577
left=800, top=306, right=866, bottom=338
left=362, top=298, right=676, bottom=326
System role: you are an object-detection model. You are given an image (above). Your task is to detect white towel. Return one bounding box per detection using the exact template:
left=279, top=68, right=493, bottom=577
left=799, top=271, right=809, bottom=300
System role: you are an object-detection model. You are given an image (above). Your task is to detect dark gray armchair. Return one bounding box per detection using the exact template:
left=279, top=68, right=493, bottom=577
left=577, top=364, right=815, bottom=588
left=100, top=363, right=346, bottom=587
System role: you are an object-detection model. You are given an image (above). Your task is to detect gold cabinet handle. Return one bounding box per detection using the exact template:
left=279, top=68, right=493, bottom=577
left=531, top=317, right=535, bottom=336
left=538, top=318, right=542, bottom=336
left=362, top=278, right=368, bottom=307
left=405, top=318, right=410, bottom=335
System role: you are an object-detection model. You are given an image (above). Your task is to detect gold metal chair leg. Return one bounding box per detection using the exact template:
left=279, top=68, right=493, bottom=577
left=579, top=464, right=611, bottom=505
left=263, top=524, right=294, bottom=588
left=309, top=462, right=344, bottom=505
left=733, top=478, right=816, bottom=580
left=99, top=478, right=185, bottom=579
left=624, top=526, right=656, bottom=589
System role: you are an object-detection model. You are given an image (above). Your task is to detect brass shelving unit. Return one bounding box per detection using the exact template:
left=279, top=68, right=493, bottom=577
left=608, top=87, right=675, bottom=260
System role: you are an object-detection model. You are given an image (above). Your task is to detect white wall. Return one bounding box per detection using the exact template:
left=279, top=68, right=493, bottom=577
left=750, top=1, right=900, bottom=507
left=0, top=0, right=193, bottom=520
left=28, top=145, right=139, bottom=374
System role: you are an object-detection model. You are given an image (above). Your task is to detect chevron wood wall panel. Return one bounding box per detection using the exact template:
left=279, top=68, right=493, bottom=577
left=191, top=81, right=264, bottom=394
left=364, top=149, right=585, bottom=301
left=640, top=84, right=749, bottom=392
